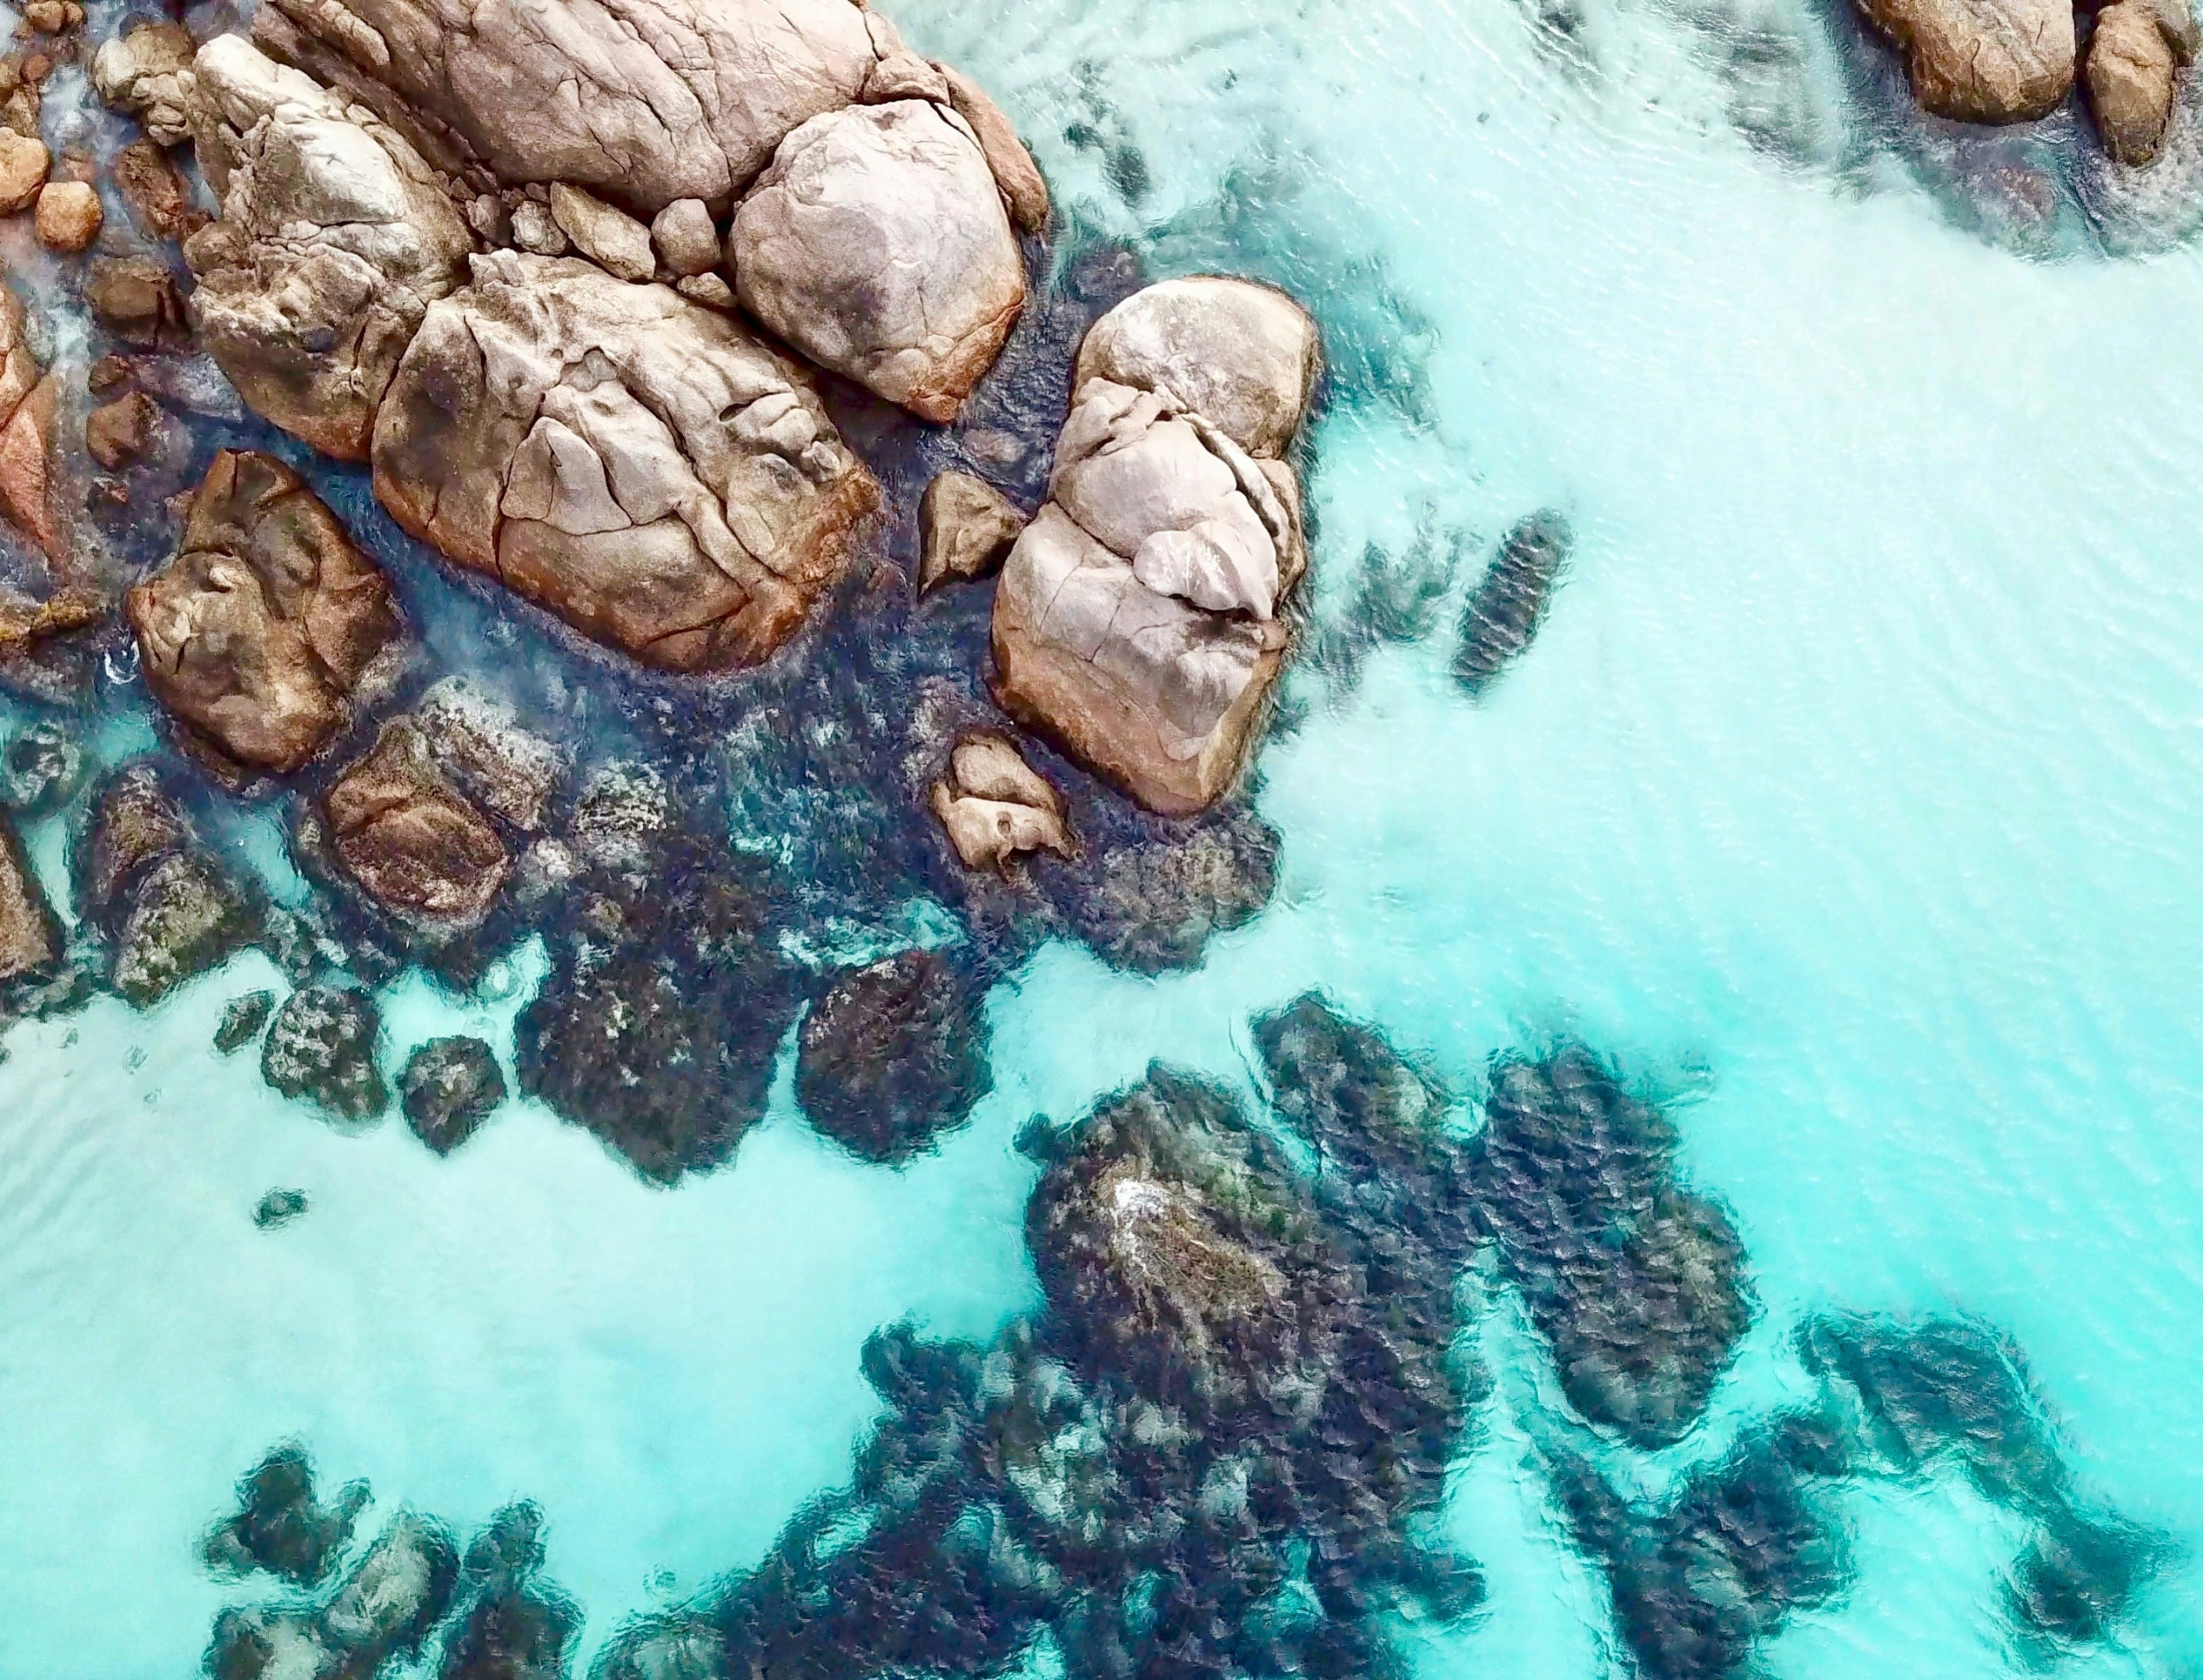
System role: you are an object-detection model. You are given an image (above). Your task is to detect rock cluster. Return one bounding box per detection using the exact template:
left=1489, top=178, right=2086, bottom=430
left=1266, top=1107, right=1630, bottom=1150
left=208, top=1507, right=458, bottom=1680
left=992, top=278, right=1321, bottom=814
left=129, top=450, right=403, bottom=775
left=794, top=948, right=992, bottom=1163
left=204, top=1444, right=371, bottom=1587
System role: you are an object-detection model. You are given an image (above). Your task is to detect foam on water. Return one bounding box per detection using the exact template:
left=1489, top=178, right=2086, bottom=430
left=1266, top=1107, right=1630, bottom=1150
left=3, top=0, right=2202, bottom=1669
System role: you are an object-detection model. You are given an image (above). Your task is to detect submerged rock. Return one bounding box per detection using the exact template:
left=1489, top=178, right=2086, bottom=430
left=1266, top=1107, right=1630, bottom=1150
left=204, top=1445, right=371, bottom=1586
left=795, top=948, right=992, bottom=1164
left=253, top=1187, right=308, bottom=1228
left=1051, top=803, right=1279, bottom=973
left=183, top=35, right=476, bottom=460
left=929, top=730, right=1074, bottom=873
left=919, top=470, right=1026, bottom=594
left=0, top=809, right=56, bottom=984
left=2007, top=1502, right=2164, bottom=1649
left=215, top=989, right=277, bottom=1054
left=80, top=768, right=258, bottom=1007
left=372, top=251, right=878, bottom=672
left=207, top=1508, right=459, bottom=1680
left=324, top=722, right=509, bottom=931
left=441, top=1502, right=580, bottom=1680
left=1453, top=509, right=1571, bottom=695
left=412, top=678, right=565, bottom=833
left=1472, top=1044, right=1754, bottom=1447
left=263, top=984, right=389, bottom=1122
left=732, top=100, right=1026, bottom=422
left=129, top=450, right=403, bottom=775
left=400, top=1035, right=505, bottom=1153
left=993, top=278, right=1320, bottom=815
left=1, top=719, right=82, bottom=813
left=1857, top=0, right=2075, bottom=122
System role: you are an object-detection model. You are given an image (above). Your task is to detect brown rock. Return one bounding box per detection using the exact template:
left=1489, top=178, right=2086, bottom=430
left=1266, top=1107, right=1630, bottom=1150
left=22, top=1, right=64, bottom=33
left=86, top=390, right=158, bottom=470
left=0, top=128, right=47, bottom=214
left=127, top=450, right=403, bottom=773
left=325, top=720, right=508, bottom=927
left=33, top=180, right=100, bottom=251
left=2087, top=0, right=2192, bottom=162
left=86, top=255, right=188, bottom=348
left=0, top=810, right=56, bottom=982
left=88, top=354, right=130, bottom=393
left=1858, top=0, right=2076, bottom=121
left=929, top=730, right=1072, bottom=871
left=0, top=373, right=59, bottom=559
left=919, top=470, right=1024, bottom=593
left=112, top=138, right=196, bottom=241
left=548, top=181, right=654, bottom=282
left=938, top=64, right=1050, bottom=234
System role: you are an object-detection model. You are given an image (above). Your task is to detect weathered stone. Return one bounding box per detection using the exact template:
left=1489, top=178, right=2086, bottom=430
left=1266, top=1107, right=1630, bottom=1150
left=203, top=1445, right=370, bottom=1586
left=0, top=810, right=55, bottom=982
left=372, top=250, right=878, bottom=671
left=2087, top=0, right=2189, bottom=163
left=33, top=180, right=100, bottom=251
left=928, top=729, right=1072, bottom=872
left=549, top=181, right=654, bottom=282
left=937, top=63, right=1050, bottom=234
left=263, top=983, right=389, bottom=1121
left=0, top=284, right=59, bottom=561
left=400, top=1034, right=505, bottom=1152
left=649, top=197, right=718, bottom=277
left=1, top=719, right=80, bottom=812
left=794, top=948, right=992, bottom=1164
left=215, top=988, right=276, bottom=1054
left=86, top=255, right=189, bottom=348
left=509, top=198, right=567, bottom=255
left=92, top=22, right=195, bottom=146
left=129, top=449, right=402, bottom=773
left=86, top=389, right=159, bottom=469
left=412, top=677, right=563, bottom=832
left=919, top=470, right=1024, bottom=593
left=0, top=128, right=47, bottom=214
left=111, top=138, right=196, bottom=240
left=325, top=721, right=508, bottom=929
left=183, top=34, right=475, bottom=460
left=993, top=280, right=1318, bottom=815
left=1858, top=0, right=2076, bottom=121
left=675, top=271, right=735, bottom=311
left=732, top=100, right=1024, bottom=423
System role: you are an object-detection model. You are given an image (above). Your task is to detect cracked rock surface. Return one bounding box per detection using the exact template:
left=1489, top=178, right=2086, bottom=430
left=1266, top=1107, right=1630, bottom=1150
left=325, top=720, right=509, bottom=929
left=732, top=98, right=1026, bottom=422
left=129, top=449, right=403, bottom=775
left=993, top=278, right=1320, bottom=815
left=182, top=34, right=476, bottom=461
left=1857, top=0, right=2076, bottom=121
left=372, top=250, right=878, bottom=671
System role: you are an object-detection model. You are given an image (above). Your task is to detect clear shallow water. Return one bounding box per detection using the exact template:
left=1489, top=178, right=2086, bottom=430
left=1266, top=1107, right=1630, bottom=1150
left=3, top=0, right=2203, bottom=1671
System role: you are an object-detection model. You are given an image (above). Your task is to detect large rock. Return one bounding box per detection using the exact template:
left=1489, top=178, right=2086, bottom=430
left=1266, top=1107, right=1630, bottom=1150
left=182, top=34, right=476, bottom=460
left=992, top=279, right=1318, bottom=815
left=251, top=0, right=880, bottom=210
left=2086, top=0, right=2193, bottom=164
left=128, top=450, right=403, bottom=774
left=732, top=100, right=1025, bottom=422
left=324, top=721, right=509, bottom=929
left=1858, top=0, right=2076, bottom=122
left=372, top=250, right=878, bottom=671
left=794, top=948, right=992, bottom=1164
left=0, top=810, right=56, bottom=982
left=263, top=983, right=389, bottom=1121
left=0, top=283, right=62, bottom=561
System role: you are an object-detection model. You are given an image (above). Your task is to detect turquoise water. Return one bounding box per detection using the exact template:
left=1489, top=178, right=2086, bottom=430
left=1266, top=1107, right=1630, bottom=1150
left=4, top=0, right=2203, bottom=1671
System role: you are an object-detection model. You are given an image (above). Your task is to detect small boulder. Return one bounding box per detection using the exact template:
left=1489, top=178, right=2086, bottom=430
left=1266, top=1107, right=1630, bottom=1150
left=937, top=63, right=1050, bottom=233
left=112, top=851, right=256, bottom=1005
left=203, top=1444, right=370, bottom=1586
left=400, top=1035, right=506, bottom=1153
left=732, top=100, right=1026, bottom=422
left=1858, top=0, right=2076, bottom=121
left=33, top=180, right=100, bottom=252
left=919, top=470, right=1025, bottom=593
left=0, top=810, right=56, bottom=982
left=129, top=450, right=403, bottom=773
left=1454, top=510, right=1572, bottom=694
left=263, top=984, right=389, bottom=1121
left=112, top=137, right=195, bottom=240
left=86, top=390, right=159, bottom=470
left=253, top=1187, right=308, bottom=1227
left=928, top=730, right=1072, bottom=872
left=0, top=129, right=48, bottom=215
left=324, top=722, right=509, bottom=929
left=675, top=271, right=736, bottom=311
left=548, top=181, right=655, bottom=282
left=649, top=197, right=719, bottom=277
left=2087, top=0, right=2191, bottom=163
left=86, top=255, right=188, bottom=348
left=509, top=198, right=567, bottom=255
left=1, top=718, right=81, bottom=812
left=215, top=988, right=276, bottom=1054
left=91, top=22, right=195, bottom=145
left=795, top=949, right=993, bottom=1164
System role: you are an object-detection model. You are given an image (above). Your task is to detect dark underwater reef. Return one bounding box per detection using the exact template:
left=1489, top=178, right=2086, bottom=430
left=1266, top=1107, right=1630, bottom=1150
left=189, top=999, right=2160, bottom=1680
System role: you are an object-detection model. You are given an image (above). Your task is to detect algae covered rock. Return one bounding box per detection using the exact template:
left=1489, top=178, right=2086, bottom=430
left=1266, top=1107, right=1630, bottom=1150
left=81, top=767, right=257, bottom=1006
left=204, top=1444, right=370, bottom=1586
left=795, top=948, right=991, bottom=1164
left=400, top=1035, right=505, bottom=1153
left=1453, top=509, right=1571, bottom=695
left=263, top=984, right=389, bottom=1122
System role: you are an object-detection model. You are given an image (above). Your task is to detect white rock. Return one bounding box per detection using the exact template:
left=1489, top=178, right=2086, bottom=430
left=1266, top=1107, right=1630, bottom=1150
left=549, top=182, right=655, bottom=283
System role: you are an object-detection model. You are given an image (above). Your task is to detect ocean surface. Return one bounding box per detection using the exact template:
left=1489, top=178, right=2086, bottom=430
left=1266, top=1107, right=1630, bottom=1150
left=2, top=0, right=2201, bottom=1672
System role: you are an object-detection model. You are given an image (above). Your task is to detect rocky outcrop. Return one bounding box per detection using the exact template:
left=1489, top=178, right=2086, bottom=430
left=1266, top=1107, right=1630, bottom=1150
left=263, top=984, right=389, bottom=1121
left=2086, top=0, right=2196, bottom=163
left=128, top=450, right=403, bottom=775
left=928, top=730, right=1073, bottom=871
left=1858, top=0, right=2076, bottom=122
left=992, top=278, right=1320, bottom=815
left=918, top=470, right=1024, bottom=593
left=372, top=251, right=878, bottom=671
left=731, top=100, right=1025, bottom=422
left=324, top=721, right=509, bottom=929
left=93, top=21, right=196, bottom=146
left=0, top=810, right=56, bottom=982
left=794, top=948, right=992, bottom=1163
left=182, top=35, right=476, bottom=460
left=400, top=1034, right=505, bottom=1152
